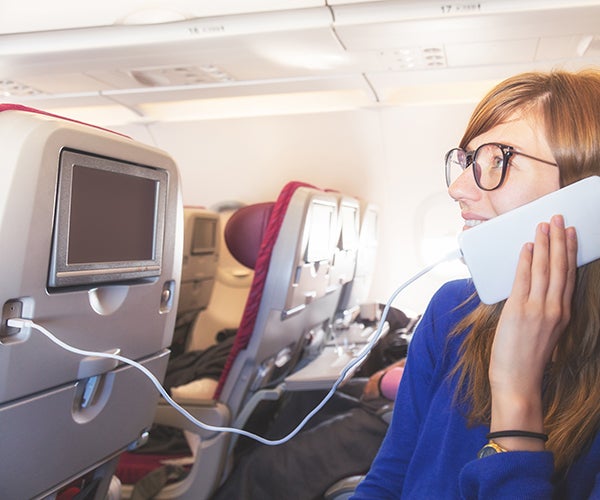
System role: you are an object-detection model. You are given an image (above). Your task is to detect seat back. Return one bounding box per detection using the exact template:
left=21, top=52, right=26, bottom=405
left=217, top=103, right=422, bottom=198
left=329, top=194, right=361, bottom=319
left=178, top=207, right=220, bottom=316
left=337, top=201, right=379, bottom=315
left=0, top=104, right=183, bottom=499
left=120, top=182, right=346, bottom=500
left=171, top=207, right=220, bottom=356
left=215, top=182, right=342, bottom=416
left=186, top=205, right=253, bottom=352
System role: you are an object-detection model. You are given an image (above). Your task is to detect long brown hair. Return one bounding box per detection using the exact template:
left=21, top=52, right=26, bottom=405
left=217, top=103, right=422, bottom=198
left=452, top=70, right=600, bottom=474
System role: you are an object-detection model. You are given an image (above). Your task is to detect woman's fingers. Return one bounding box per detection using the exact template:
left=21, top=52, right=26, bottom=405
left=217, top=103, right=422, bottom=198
left=509, top=241, right=534, bottom=302
left=532, top=216, right=577, bottom=328
left=561, top=225, right=578, bottom=328
left=494, top=216, right=577, bottom=383
left=510, top=215, right=576, bottom=313
left=528, top=220, right=552, bottom=304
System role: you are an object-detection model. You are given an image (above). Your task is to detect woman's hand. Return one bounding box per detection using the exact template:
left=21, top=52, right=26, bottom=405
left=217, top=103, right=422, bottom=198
left=489, top=215, right=577, bottom=450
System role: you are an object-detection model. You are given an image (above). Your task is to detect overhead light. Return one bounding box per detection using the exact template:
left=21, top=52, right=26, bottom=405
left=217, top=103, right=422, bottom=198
left=35, top=89, right=373, bottom=126
left=139, top=89, right=373, bottom=121
left=385, top=79, right=499, bottom=105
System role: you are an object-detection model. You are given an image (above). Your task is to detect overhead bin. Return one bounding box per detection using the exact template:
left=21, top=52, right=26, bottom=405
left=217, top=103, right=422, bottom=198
left=1, top=0, right=599, bottom=120
left=0, top=0, right=327, bottom=35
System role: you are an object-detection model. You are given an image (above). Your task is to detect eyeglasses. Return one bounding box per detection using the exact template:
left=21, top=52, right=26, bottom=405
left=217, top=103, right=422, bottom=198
left=445, top=142, right=558, bottom=191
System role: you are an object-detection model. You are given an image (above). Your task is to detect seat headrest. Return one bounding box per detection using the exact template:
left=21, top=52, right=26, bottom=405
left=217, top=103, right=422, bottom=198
left=224, top=202, right=274, bottom=269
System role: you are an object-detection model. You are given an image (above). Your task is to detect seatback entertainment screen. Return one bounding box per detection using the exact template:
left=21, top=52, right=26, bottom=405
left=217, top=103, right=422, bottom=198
left=48, top=149, right=168, bottom=288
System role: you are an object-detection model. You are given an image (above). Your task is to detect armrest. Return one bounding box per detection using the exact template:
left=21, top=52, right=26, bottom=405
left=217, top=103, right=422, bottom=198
left=151, top=399, right=232, bottom=500
left=154, top=398, right=230, bottom=438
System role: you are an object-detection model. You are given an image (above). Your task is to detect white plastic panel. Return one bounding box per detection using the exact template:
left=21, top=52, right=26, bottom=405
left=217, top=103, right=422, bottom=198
left=1, top=0, right=599, bottom=119
left=0, top=0, right=326, bottom=34
left=0, top=353, right=169, bottom=499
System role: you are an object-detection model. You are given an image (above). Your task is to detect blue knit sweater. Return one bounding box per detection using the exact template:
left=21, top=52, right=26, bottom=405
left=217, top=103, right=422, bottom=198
left=353, top=279, right=600, bottom=499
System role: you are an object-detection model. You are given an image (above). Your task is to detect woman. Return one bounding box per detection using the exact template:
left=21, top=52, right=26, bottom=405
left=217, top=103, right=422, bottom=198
left=353, top=69, right=600, bottom=498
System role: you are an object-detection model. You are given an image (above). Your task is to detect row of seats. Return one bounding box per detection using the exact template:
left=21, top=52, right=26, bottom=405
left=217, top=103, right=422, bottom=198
left=116, top=183, right=380, bottom=498
left=0, top=105, right=379, bottom=499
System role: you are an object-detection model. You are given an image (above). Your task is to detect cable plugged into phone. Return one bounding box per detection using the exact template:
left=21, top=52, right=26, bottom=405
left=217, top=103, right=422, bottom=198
left=3, top=248, right=462, bottom=446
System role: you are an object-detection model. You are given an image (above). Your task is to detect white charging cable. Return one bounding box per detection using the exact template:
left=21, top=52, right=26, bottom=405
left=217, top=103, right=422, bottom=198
left=6, top=249, right=461, bottom=446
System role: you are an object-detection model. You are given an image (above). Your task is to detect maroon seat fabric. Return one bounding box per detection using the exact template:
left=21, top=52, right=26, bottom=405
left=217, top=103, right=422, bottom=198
left=224, top=202, right=275, bottom=270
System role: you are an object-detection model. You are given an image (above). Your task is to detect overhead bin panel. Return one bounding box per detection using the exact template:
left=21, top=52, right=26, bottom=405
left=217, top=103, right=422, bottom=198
left=0, top=7, right=334, bottom=59
left=0, top=8, right=345, bottom=92
left=331, top=1, right=600, bottom=54
left=2, top=0, right=599, bottom=117
left=331, top=0, right=600, bottom=25
left=331, top=0, right=600, bottom=98
left=102, top=74, right=374, bottom=104
left=8, top=75, right=378, bottom=125
left=0, top=0, right=326, bottom=35
left=106, top=74, right=378, bottom=119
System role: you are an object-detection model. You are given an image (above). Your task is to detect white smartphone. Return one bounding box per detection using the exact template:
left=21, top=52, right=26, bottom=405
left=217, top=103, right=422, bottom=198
left=458, top=175, right=600, bottom=304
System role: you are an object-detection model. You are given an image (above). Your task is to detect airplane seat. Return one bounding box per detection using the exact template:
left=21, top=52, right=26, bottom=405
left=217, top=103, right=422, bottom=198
left=322, top=201, right=413, bottom=500
left=337, top=200, right=379, bottom=318
left=119, top=180, right=344, bottom=499
left=213, top=193, right=392, bottom=500
left=328, top=194, right=361, bottom=322
left=115, top=201, right=274, bottom=491
left=186, top=204, right=253, bottom=352
left=167, top=201, right=275, bottom=400
left=213, top=183, right=341, bottom=406
left=0, top=103, right=183, bottom=499
left=329, top=200, right=385, bottom=351
left=170, top=206, right=221, bottom=358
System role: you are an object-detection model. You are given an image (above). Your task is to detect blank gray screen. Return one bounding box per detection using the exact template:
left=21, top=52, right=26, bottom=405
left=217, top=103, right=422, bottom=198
left=68, top=165, right=157, bottom=264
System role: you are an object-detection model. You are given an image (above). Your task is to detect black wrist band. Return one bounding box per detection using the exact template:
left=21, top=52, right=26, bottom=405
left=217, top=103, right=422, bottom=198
left=486, top=430, right=548, bottom=442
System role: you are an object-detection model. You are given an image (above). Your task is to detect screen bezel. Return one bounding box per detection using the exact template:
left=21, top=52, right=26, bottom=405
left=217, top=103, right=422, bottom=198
left=48, top=149, right=169, bottom=289
left=190, top=216, right=217, bottom=255
left=339, top=204, right=359, bottom=251
left=305, top=200, right=335, bottom=263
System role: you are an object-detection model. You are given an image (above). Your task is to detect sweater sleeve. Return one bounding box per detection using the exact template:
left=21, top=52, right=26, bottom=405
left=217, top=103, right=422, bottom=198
left=352, top=279, right=600, bottom=499
left=460, top=433, right=600, bottom=498
left=459, top=452, right=555, bottom=499
left=352, top=280, right=467, bottom=499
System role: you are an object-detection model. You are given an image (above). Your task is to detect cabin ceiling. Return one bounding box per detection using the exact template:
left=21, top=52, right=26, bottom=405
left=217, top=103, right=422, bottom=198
left=1, top=0, right=599, bottom=123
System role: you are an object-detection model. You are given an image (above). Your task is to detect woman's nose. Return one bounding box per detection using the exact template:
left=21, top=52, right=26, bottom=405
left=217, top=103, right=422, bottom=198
left=448, top=165, right=479, bottom=201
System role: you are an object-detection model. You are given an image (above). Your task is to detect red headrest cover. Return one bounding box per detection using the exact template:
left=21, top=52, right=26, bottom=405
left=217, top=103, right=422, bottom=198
left=224, top=202, right=275, bottom=269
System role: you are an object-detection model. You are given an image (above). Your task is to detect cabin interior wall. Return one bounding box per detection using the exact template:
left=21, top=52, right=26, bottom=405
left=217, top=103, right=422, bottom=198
left=116, top=100, right=474, bottom=314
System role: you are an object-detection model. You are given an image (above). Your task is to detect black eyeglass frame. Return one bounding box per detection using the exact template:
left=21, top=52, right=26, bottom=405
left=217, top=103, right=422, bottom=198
left=444, top=142, right=558, bottom=191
